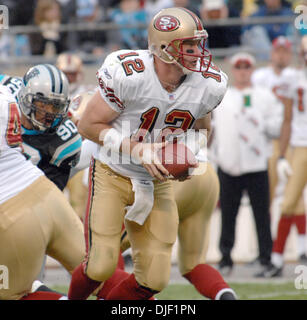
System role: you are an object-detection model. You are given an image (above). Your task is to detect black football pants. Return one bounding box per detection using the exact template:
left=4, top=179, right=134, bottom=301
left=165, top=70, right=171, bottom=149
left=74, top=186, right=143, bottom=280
left=218, top=168, right=273, bottom=266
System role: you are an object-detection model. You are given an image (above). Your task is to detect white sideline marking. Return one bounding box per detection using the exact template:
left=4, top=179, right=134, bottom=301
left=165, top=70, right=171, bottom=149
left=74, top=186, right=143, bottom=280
left=246, top=290, right=307, bottom=299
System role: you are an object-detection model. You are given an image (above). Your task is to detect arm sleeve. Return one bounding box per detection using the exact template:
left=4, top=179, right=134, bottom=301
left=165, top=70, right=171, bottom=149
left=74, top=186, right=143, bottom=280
left=280, top=80, right=296, bottom=100
left=199, top=69, right=228, bottom=118
left=96, top=53, right=127, bottom=113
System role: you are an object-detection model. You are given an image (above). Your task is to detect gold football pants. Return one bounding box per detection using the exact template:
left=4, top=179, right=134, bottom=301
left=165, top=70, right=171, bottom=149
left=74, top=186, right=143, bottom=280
left=121, top=163, right=219, bottom=276
left=0, top=176, right=85, bottom=300
left=268, top=139, right=292, bottom=203
left=66, top=170, right=88, bottom=220
left=173, top=163, right=220, bottom=275
left=84, top=160, right=178, bottom=292
left=281, top=147, right=307, bottom=215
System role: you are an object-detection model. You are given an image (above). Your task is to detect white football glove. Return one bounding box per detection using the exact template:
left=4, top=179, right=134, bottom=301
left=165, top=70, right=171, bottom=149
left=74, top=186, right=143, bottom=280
left=277, top=158, right=293, bottom=182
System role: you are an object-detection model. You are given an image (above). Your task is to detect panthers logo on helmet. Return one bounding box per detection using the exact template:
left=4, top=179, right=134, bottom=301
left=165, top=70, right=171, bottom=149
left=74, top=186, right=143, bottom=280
left=23, top=68, right=40, bottom=85
left=154, top=15, right=180, bottom=32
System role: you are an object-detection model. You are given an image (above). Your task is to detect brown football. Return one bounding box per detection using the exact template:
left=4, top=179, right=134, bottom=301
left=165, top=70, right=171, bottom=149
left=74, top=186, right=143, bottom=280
left=158, top=143, right=197, bottom=179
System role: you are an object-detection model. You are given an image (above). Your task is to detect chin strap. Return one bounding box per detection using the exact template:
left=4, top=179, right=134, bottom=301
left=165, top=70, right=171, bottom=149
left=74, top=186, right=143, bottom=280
left=178, top=62, right=194, bottom=75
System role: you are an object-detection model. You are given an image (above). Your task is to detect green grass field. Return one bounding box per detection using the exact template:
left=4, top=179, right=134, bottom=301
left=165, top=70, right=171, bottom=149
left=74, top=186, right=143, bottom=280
left=51, top=282, right=307, bottom=300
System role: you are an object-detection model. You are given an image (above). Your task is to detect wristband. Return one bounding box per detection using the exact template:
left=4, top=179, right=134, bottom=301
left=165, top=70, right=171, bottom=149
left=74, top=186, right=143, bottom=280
left=103, top=128, right=126, bottom=153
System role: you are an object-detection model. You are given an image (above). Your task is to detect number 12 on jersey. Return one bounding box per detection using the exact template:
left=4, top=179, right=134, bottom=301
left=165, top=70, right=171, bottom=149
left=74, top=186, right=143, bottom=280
left=133, top=107, right=195, bottom=142
left=118, top=52, right=145, bottom=76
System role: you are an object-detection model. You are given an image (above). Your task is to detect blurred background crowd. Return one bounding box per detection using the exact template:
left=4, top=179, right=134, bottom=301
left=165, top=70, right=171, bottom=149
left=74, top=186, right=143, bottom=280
left=0, top=0, right=305, bottom=67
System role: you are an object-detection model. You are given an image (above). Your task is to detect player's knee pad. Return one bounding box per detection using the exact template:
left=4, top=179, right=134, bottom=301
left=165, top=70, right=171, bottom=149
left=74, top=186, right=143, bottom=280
left=86, top=246, right=118, bottom=282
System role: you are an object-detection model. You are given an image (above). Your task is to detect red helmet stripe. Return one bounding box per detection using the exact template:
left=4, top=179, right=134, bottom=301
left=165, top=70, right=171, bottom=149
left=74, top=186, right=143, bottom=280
left=179, top=7, right=203, bottom=31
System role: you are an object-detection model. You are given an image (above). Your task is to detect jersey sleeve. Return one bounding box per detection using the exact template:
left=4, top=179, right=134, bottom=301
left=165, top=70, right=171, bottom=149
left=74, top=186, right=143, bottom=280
left=49, top=119, right=82, bottom=168
left=199, top=68, right=228, bottom=118
left=0, top=76, right=23, bottom=102
left=96, top=51, right=131, bottom=113
left=0, top=87, right=23, bottom=151
left=43, top=121, right=82, bottom=190
left=281, top=73, right=300, bottom=100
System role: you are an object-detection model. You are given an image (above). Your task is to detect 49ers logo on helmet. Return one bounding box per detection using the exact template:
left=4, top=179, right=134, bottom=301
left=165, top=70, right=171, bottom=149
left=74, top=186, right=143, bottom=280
left=154, top=15, right=180, bottom=32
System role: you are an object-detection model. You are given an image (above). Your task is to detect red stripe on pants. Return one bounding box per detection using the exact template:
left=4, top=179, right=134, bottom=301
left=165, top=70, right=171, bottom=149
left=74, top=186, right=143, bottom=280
left=83, top=157, right=95, bottom=270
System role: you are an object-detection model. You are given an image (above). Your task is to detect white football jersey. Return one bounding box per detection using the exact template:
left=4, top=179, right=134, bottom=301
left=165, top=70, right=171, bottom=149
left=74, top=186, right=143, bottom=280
left=284, top=70, right=307, bottom=147
left=94, top=49, right=228, bottom=179
left=213, top=85, right=283, bottom=176
left=0, top=85, right=43, bottom=204
left=251, top=66, right=298, bottom=100
left=0, top=74, right=23, bottom=101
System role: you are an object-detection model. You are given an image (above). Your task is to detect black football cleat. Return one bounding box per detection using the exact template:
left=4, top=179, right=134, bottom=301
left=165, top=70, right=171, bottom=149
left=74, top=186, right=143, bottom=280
left=219, top=291, right=237, bottom=300
left=299, top=254, right=307, bottom=263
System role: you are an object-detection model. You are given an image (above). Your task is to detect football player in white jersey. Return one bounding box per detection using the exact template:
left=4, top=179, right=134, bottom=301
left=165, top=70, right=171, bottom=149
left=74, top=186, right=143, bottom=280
left=251, top=36, right=297, bottom=204
left=64, top=93, right=237, bottom=300
left=250, top=36, right=307, bottom=269
left=262, top=36, right=307, bottom=277
left=68, top=7, right=228, bottom=300
left=0, top=85, right=85, bottom=300
left=213, top=53, right=283, bottom=277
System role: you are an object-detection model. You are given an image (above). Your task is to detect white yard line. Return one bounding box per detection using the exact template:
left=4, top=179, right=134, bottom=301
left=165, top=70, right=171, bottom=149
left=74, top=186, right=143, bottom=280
left=245, top=290, right=307, bottom=299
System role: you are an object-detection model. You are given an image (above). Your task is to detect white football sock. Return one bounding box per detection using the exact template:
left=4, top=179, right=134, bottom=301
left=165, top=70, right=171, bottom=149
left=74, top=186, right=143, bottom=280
left=271, top=252, right=284, bottom=268
left=297, top=234, right=307, bottom=256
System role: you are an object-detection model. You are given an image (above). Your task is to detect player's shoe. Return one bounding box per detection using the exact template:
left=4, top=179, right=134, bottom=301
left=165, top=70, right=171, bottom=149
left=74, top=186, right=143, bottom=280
left=31, top=280, right=45, bottom=293
left=216, top=289, right=237, bottom=300
left=31, top=280, right=65, bottom=295
left=254, top=263, right=282, bottom=278
left=299, top=254, right=307, bottom=263
left=218, top=259, right=233, bottom=277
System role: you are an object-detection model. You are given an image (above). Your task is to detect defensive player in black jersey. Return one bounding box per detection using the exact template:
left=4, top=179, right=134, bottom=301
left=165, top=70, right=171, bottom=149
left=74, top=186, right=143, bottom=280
left=0, top=65, right=82, bottom=190
left=0, top=65, right=83, bottom=288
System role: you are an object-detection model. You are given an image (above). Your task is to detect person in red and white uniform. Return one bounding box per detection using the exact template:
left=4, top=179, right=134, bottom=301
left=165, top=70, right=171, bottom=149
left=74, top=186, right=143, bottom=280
left=213, top=52, right=283, bottom=276
left=261, top=36, right=307, bottom=277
